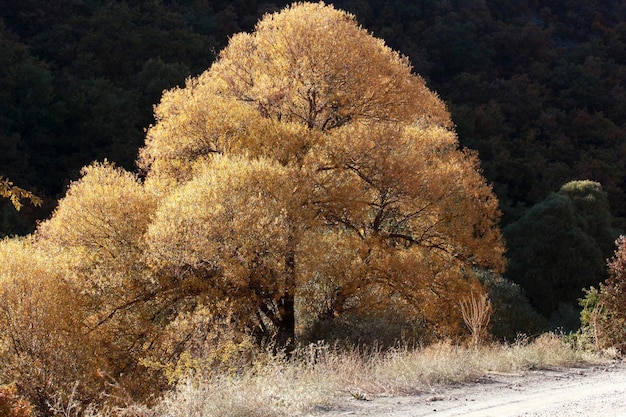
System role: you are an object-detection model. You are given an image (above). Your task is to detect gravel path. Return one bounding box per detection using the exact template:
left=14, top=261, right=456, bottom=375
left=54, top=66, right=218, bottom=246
left=310, top=361, right=626, bottom=416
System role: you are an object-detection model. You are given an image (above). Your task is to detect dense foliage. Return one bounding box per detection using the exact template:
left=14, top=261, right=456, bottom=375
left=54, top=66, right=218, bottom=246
left=580, top=236, right=626, bottom=352
left=0, top=4, right=506, bottom=414
left=504, top=180, right=619, bottom=327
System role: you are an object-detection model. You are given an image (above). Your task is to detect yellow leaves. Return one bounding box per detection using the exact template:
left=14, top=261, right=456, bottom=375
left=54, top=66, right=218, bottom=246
left=212, top=2, right=449, bottom=130
left=39, top=162, right=155, bottom=239
left=140, top=83, right=323, bottom=186
left=139, top=1, right=453, bottom=186
left=141, top=305, right=258, bottom=385
left=134, top=9, right=500, bottom=345
left=146, top=155, right=297, bottom=288
left=34, top=161, right=161, bottom=356
left=39, top=161, right=156, bottom=252
left=0, top=176, right=42, bottom=211
left=0, top=237, right=104, bottom=406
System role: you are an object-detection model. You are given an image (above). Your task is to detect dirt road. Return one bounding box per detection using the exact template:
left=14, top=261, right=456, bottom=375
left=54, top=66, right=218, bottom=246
left=313, top=361, right=626, bottom=416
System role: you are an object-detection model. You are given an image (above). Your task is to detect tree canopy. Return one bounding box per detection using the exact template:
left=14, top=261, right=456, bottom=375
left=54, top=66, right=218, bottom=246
left=137, top=1, right=505, bottom=348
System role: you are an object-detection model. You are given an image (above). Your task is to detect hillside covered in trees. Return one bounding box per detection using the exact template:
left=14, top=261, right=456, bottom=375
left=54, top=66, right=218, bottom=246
left=2, top=0, right=625, bottom=233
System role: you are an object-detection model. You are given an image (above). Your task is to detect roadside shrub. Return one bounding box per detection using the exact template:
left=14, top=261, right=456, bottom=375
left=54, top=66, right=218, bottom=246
left=477, top=270, right=547, bottom=341
left=575, top=287, right=602, bottom=351
left=585, top=236, right=626, bottom=352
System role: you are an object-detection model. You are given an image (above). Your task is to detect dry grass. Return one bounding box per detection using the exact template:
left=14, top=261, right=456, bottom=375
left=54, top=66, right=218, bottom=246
left=114, top=333, right=600, bottom=417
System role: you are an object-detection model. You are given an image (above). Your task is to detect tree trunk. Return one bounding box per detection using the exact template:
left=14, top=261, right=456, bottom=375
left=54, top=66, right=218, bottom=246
left=275, top=291, right=295, bottom=355
left=276, top=235, right=297, bottom=355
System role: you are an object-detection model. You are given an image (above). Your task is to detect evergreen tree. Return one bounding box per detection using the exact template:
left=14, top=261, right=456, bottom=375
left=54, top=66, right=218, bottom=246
left=504, top=180, right=620, bottom=327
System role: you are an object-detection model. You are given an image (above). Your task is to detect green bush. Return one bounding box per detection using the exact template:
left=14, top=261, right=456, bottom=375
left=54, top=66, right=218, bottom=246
left=504, top=180, right=620, bottom=324
left=477, top=270, right=547, bottom=341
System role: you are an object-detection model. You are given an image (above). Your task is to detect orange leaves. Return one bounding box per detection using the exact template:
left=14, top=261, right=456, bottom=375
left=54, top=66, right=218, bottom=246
left=0, top=384, right=34, bottom=417
left=26, top=162, right=166, bottom=403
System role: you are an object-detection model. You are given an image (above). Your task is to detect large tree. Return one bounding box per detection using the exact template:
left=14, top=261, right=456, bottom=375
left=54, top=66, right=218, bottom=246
left=138, top=2, right=505, bottom=349
left=0, top=3, right=505, bottom=410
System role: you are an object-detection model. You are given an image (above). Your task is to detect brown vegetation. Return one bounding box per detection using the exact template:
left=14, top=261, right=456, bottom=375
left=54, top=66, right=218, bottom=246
left=580, top=236, right=626, bottom=352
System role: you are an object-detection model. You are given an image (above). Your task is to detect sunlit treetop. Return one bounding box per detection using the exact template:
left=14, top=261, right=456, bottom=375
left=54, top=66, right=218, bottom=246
left=211, top=1, right=451, bottom=129
left=138, top=2, right=452, bottom=184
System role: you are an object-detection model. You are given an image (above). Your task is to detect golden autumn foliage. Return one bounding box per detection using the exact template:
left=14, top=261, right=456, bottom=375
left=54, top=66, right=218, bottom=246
left=138, top=1, right=504, bottom=347
left=138, top=2, right=451, bottom=183
left=0, top=237, right=103, bottom=414
left=35, top=162, right=168, bottom=399
left=0, top=2, right=505, bottom=412
left=145, top=156, right=301, bottom=345
left=0, top=384, right=34, bottom=417
left=0, top=177, right=42, bottom=211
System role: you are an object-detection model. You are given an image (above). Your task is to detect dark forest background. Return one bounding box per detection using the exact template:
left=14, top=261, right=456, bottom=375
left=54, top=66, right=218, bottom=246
left=1, top=1, right=625, bottom=326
